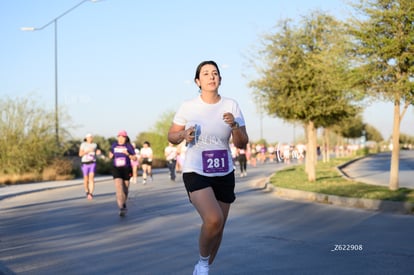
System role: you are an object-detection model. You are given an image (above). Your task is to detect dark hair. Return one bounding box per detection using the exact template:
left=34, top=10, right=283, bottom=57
left=194, top=60, right=221, bottom=84
left=144, top=141, right=150, bottom=146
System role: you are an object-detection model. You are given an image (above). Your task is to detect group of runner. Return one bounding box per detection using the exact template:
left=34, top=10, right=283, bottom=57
left=78, top=132, right=153, bottom=216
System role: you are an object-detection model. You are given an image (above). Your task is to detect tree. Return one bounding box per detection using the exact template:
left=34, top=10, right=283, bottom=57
left=365, top=124, right=383, bottom=143
left=92, top=136, right=111, bottom=156
left=333, top=114, right=366, bottom=140
left=399, top=133, right=414, bottom=148
left=349, top=0, right=414, bottom=190
left=0, top=96, right=59, bottom=174
left=249, top=12, right=361, bottom=181
left=151, top=110, right=175, bottom=138
left=134, top=110, right=175, bottom=162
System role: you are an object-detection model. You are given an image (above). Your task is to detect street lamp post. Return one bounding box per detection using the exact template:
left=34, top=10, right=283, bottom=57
left=21, top=0, right=99, bottom=146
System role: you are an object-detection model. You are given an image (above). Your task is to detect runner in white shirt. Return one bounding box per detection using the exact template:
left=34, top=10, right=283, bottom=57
left=168, top=60, right=249, bottom=275
left=139, top=141, right=153, bottom=184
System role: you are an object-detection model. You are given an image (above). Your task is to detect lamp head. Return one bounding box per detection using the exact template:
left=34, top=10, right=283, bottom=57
left=21, top=27, right=36, bottom=31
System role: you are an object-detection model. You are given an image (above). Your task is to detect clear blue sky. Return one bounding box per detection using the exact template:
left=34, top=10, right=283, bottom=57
left=1, top=0, right=413, bottom=143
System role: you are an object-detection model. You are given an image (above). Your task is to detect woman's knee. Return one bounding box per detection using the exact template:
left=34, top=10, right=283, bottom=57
left=204, top=213, right=224, bottom=232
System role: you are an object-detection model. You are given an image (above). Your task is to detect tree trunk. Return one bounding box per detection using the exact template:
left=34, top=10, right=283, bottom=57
left=327, top=129, right=330, bottom=162
left=305, top=125, right=309, bottom=174
left=324, top=128, right=330, bottom=162
left=322, top=128, right=327, bottom=163
left=389, top=100, right=401, bottom=190
left=306, top=121, right=317, bottom=182
left=335, top=135, right=344, bottom=158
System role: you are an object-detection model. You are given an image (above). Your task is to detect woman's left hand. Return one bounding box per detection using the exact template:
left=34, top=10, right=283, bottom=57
left=223, top=112, right=235, bottom=127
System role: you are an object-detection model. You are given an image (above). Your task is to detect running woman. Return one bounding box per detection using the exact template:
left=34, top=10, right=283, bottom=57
left=109, top=130, right=137, bottom=217
left=79, top=133, right=100, bottom=200
left=168, top=60, right=249, bottom=274
left=140, top=141, right=153, bottom=184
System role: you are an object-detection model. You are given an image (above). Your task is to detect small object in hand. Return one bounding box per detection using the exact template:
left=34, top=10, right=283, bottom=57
left=191, top=124, right=197, bottom=136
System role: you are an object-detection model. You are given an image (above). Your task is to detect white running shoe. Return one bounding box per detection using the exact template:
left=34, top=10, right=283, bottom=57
left=193, top=262, right=209, bottom=275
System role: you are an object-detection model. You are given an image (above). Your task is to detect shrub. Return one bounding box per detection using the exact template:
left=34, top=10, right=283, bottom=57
left=42, top=158, right=75, bottom=181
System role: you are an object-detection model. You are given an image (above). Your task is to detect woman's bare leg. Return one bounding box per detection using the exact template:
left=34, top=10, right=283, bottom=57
left=208, top=200, right=230, bottom=264
left=190, top=188, right=230, bottom=264
left=88, top=173, right=95, bottom=194
left=114, top=178, right=127, bottom=209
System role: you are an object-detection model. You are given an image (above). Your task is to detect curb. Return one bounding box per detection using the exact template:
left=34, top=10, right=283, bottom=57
left=252, top=175, right=414, bottom=215
left=336, top=155, right=365, bottom=179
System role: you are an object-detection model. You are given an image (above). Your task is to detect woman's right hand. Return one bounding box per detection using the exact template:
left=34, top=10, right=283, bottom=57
left=184, top=126, right=196, bottom=144
left=168, top=124, right=196, bottom=145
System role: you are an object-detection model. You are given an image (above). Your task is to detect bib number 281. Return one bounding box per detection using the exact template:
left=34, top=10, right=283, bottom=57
left=202, top=150, right=229, bottom=173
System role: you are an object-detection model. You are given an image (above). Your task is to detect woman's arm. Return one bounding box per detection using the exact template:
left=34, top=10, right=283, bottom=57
left=78, top=144, right=86, bottom=157
left=127, top=147, right=137, bottom=161
left=231, top=125, right=249, bottom=149
left=168, top=123, right=195, bottom=145
left=223, top=112, right=249, bottom=149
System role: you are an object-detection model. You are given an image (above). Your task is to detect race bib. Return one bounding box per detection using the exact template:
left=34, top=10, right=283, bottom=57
left=85, top=153, right=95, bottom=162
left=115, top=157, right=127, bottom=167
left=202, top=150, right=229, bottom=173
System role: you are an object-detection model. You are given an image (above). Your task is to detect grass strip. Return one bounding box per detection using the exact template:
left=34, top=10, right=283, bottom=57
left=269, top=157, right=414, bottom=203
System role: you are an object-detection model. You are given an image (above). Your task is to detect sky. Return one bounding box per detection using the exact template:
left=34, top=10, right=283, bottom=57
left=1, top=0, right=413, bottom=143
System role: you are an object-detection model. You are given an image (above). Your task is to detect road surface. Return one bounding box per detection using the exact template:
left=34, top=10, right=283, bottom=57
left=341, top=150, right=414, bottom=188
left=1, top=162, right=414, bottom=274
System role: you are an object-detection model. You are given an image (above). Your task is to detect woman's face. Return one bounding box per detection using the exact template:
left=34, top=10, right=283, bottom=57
left=195, top=64, right=221, bottom=92
left=117, top=135, right=126, bottom=145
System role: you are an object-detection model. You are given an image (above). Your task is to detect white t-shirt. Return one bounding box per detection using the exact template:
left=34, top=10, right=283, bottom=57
left=165, top=145, right=178, bottom=161
left=140, top=147, right=153, bottom=161
left=80, top=142, right=98, bottom=163
left=173, top=95, right=245, bottom=177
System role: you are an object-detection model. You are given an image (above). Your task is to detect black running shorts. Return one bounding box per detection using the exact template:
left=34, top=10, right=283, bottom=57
left=183, top=171, right=236, bottom=203
left=112, top=166, right=132, bottom=181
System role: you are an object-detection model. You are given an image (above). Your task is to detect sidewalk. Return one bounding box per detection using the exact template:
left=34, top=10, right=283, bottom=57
left=0, top=175, right=112, bottom=201
left=0, top=168, right=169, bottom=201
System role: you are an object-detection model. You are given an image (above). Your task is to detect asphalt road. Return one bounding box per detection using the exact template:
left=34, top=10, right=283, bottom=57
left=341, top=150, right=414, bottom=189
left=1, top=161, right=414, bottom=274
